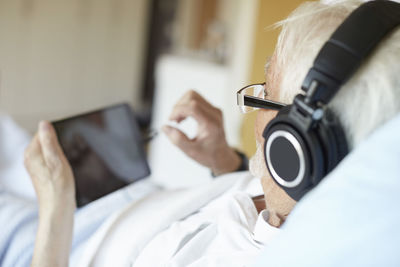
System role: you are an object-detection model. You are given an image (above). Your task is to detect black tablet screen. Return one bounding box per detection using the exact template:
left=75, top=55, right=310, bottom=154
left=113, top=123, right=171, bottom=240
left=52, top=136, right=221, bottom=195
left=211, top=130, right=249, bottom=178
left=52, top=104, right=150, bottom=207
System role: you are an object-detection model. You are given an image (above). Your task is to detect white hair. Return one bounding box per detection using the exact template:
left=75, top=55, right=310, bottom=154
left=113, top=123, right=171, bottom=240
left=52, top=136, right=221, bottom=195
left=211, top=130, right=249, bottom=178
left=272, top=0, right=400, bottom=148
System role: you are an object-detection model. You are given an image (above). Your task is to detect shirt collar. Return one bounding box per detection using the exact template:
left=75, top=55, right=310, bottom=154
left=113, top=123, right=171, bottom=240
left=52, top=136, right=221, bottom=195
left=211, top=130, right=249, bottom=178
left=252, top=210, right=281, bottom=245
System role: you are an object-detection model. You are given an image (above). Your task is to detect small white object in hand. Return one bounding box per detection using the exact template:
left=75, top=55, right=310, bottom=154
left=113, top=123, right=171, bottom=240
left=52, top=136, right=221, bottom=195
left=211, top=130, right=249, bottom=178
left=165, top=117, right=199, bottom=140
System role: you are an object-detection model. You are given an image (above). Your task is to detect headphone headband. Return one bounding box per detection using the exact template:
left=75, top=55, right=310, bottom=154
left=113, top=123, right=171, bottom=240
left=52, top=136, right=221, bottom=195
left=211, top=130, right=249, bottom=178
left=302, top=0, right=400, bottom=105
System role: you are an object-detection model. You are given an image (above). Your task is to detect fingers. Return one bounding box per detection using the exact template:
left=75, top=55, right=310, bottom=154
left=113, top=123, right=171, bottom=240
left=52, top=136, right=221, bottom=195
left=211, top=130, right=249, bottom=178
left=37, top=121, right=65, bottom=170
left=24, top=121, right=76, bottom=209
left=169, top=102, right=205, bottom=124
left=162, top=125, right=196, bottom=154
left=174, top=90, right=209, bottom=108
left=169, top=90, right=220, bottom=125
left=24, top=134, right=46, bottom=174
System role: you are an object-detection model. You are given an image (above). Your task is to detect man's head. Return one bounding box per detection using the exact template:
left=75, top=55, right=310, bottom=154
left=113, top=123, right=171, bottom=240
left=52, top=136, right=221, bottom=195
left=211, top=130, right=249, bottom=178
left=250, top=0, right=400, bottom=226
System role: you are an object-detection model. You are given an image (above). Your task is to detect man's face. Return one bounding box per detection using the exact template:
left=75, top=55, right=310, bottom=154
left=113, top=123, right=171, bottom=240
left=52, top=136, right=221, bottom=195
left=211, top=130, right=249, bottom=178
left=249, top=56, right=296, bottom=226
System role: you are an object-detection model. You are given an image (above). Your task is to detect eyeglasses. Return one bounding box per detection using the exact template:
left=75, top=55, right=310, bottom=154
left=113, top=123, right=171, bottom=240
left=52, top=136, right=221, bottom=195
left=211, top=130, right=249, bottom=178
left=236, top=83, right=286, bottom=113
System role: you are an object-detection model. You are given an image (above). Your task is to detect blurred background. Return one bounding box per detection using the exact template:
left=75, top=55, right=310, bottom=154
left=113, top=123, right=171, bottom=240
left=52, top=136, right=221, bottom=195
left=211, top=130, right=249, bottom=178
left=0, top=0, right=307, bottom=186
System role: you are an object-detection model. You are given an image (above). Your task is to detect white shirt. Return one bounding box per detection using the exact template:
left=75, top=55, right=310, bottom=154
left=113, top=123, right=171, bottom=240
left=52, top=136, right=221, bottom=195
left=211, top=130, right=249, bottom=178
left=78, top=172, right=280, bottom=267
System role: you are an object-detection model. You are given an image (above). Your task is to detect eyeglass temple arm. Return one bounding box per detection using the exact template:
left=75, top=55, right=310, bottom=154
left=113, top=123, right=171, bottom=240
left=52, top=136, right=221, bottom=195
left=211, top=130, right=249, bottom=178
left=243, top=95, right=286, bottom=111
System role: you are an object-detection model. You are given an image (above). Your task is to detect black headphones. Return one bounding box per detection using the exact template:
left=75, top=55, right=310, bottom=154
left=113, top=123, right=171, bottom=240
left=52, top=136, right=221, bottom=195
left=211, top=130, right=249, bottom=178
left=263, top=0, right=400, bottom=201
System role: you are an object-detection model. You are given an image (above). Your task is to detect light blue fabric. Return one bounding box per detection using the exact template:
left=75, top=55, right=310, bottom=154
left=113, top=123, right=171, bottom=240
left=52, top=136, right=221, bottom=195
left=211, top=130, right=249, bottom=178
left=253, top=113, right=400, bottom=267
left=0, top=179, right=160, bottom=267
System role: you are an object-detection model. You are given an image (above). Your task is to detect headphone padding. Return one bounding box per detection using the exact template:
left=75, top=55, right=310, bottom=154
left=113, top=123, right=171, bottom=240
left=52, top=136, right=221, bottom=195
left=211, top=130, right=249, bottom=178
left=263, top=106, right=327, bottom=200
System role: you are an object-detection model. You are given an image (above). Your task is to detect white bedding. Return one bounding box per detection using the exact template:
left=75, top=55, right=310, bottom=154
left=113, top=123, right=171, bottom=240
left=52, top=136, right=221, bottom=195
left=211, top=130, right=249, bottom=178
left=0, top=113, right=35, bottom=200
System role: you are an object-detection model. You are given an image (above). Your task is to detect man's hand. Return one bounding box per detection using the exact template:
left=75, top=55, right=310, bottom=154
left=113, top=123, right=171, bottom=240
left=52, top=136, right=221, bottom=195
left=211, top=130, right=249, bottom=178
left=162, top=90, right=241, bottom=176
left=24, top=121, right=76, bottom=211
left=24, top=121, right=75, bottom=267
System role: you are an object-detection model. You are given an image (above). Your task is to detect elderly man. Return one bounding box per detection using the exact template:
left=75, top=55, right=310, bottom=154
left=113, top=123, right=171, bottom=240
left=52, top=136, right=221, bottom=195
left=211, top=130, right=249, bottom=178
left=2, top=0, right=400, bottom=266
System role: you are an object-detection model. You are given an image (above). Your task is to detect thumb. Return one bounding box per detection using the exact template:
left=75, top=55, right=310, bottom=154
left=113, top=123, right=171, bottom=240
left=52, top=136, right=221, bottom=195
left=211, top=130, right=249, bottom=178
left=38, top=121, right=65, bottom=168
left=162, top=125, right=194, bottom=152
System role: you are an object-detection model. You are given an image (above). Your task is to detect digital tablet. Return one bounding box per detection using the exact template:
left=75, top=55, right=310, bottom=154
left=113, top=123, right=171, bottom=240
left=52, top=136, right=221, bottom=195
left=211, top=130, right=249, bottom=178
left=52, top=103, right=151, bottom=207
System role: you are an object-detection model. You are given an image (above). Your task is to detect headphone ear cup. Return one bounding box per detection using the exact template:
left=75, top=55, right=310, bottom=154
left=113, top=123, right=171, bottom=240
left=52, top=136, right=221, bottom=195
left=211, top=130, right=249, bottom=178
left=317, top=109, right=349, bottom=172
left=262, top=106, right=326, bottom=201
left=327, top=118, right=349, bottom=163
left=263, top=123, right=311, bottom=199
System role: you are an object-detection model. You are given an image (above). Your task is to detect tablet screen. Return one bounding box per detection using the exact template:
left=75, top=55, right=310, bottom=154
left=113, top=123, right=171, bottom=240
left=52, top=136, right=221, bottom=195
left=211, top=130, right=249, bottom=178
left=52, top=103, right=150, bottom=207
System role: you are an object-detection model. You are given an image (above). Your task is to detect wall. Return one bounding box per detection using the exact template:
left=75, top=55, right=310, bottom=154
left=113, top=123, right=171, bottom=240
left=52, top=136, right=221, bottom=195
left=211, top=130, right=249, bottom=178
left=0, top=0, right=149, bottom=132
